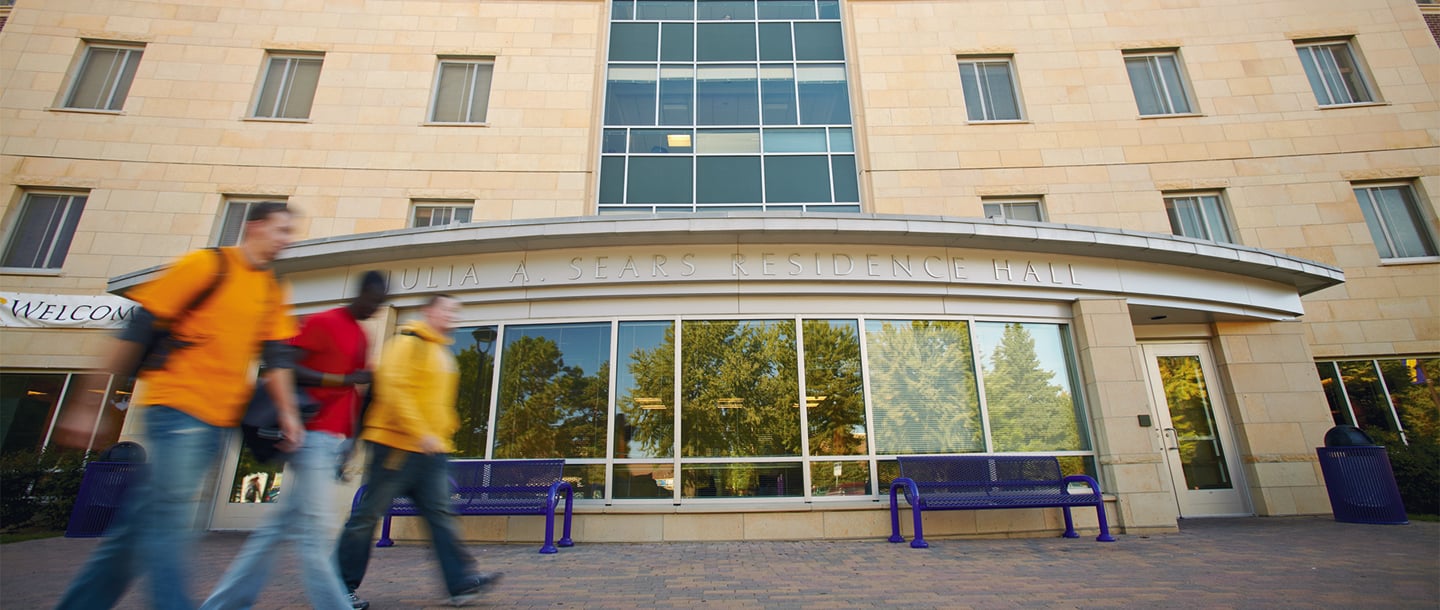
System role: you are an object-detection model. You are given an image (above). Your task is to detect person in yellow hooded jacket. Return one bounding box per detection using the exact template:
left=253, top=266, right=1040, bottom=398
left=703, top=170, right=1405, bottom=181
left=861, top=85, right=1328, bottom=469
left=335, top=295, right=501, bottom=608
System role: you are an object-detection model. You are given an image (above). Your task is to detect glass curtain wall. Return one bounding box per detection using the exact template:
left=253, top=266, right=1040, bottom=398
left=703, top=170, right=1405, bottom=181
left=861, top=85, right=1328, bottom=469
left=600, top=0, right=860, bottom=213
left=452, top=317, right=1097, bottom=503
left=1316, top=358, right=1440, bottom=444
left=0, top=372, right=133, bottom=456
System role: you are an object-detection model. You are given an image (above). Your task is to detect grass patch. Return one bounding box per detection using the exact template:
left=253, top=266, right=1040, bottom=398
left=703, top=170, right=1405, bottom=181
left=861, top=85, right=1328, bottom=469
left=1406, top=512, right=1439, bottom=523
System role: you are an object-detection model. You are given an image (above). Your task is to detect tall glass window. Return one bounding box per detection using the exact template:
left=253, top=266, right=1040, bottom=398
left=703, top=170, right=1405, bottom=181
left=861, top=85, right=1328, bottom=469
left=1317, top=357, right=1439, bottom=444
left=601, top=0, right=860, bottom=213
left=449, top=316, right=1096, bottom=503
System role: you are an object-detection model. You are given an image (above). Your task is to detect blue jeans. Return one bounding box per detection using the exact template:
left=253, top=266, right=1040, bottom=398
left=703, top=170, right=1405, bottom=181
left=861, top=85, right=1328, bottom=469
left=56, top=406, right=228, bottom=610
left=336, top=443, right=477, bottom=595
left=200, top=431, right=351, bottom=610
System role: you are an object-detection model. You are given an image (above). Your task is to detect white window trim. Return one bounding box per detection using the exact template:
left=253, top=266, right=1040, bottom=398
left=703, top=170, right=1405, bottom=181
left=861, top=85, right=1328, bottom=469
left=1163, top=191, right=1237, bottom=244
left=957, top=56, right=1025, bottom=123
left=250, top=52, right=323, bottom=121
left=1122, top=49, right=1197, bottom=117
left=0, top=190, right=88, bottom=273
left=214, top=197, right=286, bottom=246
left=59, top=42, right=145, bottom=112
left=411, top=201, right=475, bottom=227
left=982, top=198, right=1046, bottom=222
left=1353, top=182, right=1439, bottom=262
left=426, top=58, right=495, bottom=125
left=1295, top=39, right=1378, bottom=108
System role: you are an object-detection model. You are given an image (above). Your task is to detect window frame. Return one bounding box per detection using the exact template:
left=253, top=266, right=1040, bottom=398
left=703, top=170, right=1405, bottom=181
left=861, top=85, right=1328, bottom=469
left=214, top=197, right=285, bottom=246
left=1352, top=182, right=1439, bottom=262
left=982, top=198, right=1046, bottom=222
left=1, top=190, right=89, bottom=272
left=1122, top=49, right=1196, bottom=116
left=427, top=58, right=495, bottom=124
left=1163, top=191, right=1237, bottom=244
left=411, top=201, right=475, bottom=227
left=956, top=56, right=1025, bottom=122
left=1295, top=39, right=1377, bottom=107
left=251, top=52, right=324, bottom=120
left=61, top=42, right=145, bottom=112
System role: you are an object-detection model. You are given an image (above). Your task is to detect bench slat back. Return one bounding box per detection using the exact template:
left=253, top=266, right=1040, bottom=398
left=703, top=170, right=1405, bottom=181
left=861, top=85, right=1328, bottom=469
left=452, top=459, right=566, bottom=503
left=897, top=455, right=1065, bottom=494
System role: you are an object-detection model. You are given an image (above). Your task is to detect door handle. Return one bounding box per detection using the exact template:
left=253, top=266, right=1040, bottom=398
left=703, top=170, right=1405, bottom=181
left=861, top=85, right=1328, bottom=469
left=1162, top=428, right=1179, bottom=451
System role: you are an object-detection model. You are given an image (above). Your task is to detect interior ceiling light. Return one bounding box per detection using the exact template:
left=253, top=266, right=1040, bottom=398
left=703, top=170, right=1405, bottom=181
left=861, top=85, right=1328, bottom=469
left=666, top=133, right=691, bottom=147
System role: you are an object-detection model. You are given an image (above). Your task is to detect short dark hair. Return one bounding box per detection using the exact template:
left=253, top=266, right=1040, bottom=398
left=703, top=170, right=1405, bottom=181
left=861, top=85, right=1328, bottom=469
left=246, top=201, right=292, bottom=222
left=425, top=294, right=455, bottom=308
left=357, top=270, right=388, bottom=295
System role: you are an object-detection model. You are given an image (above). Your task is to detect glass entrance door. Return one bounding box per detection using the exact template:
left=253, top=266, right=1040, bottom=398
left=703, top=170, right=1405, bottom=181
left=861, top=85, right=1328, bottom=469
left=207, top=432, right=283, bottom=529
left=1141, top=343, right=1250, bottom=517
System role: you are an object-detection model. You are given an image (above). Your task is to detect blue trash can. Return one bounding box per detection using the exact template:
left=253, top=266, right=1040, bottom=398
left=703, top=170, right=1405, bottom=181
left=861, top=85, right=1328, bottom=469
left=64, top=461, right=147, bottom=538
left=1315, top=445, right=1408, bottom=525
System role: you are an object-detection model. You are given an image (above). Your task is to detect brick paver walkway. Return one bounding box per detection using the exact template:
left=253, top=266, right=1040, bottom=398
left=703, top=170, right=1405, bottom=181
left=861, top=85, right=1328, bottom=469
left=2, top=516, right=1436, bottom=609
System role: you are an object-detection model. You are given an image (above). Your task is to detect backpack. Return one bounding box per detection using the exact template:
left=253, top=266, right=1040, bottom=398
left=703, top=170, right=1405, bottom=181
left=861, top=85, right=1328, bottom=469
left=117, top=248, right=228, bottom=378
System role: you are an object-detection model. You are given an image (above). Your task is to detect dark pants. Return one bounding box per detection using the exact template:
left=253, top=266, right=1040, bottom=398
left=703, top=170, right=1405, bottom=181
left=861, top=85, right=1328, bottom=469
left=335, top=443, right=477, bottom=595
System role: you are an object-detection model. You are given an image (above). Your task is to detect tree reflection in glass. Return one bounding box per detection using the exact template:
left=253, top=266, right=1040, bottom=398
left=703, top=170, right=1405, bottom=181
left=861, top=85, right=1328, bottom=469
left=617, top=321, right=675, bottom=459
left=492, top=323, right=611, bottom=460
left=1156, top=355, right=1231, bottom=490
left=975, top=322, right=1087, bottom=453
left=803, top=320, right=866, bottom=456
left=678, top=320, right=799, bottom=458
left=865, top=320, right=982, bottom=454
left=452, top=326, right=496, bottom=458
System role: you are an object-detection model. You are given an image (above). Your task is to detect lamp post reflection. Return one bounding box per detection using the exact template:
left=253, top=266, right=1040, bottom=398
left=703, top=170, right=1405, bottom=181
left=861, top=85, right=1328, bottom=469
left=470, top=327, right=497, bottom=457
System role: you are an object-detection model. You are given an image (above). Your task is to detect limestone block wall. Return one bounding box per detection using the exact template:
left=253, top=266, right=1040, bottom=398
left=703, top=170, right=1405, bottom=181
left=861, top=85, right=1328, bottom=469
left=846, top=0, right=1440, bottom=362
left=1071, top=298, right=1178, bottom=533
left=0, top=0, right=605, bottom=297
left=1212, top=320, right=1336, bottom=516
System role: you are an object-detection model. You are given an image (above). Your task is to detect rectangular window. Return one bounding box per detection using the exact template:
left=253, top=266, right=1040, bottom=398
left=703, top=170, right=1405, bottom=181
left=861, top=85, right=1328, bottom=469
left=429, top=59, right=494, bottom=123
left=411, top=202, right=474, bottom=227
left=253, top=53, right=322, bottom=119
left=957, top=57, right=1022, bottom=121
left=63, top=43, right=144, bottom=111
left=1164, top=192, right=1235, bottom=243
left=866, top=320, right=982, bottom=454
left=1296, top=40, right=1374, bottom=106
left=1124, top=50, right=1193, bottom=115
left=215, top=197, right=284, bottom=246
left=2, top=192, right=87, bottom=270
left=1353, top=184, right=1437, bottom=259
left=982, top=198, right=1045, bottom=222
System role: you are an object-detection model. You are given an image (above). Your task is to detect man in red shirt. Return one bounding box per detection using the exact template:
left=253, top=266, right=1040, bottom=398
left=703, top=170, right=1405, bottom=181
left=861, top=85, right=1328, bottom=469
left=203, top=271, right=388, bottom=610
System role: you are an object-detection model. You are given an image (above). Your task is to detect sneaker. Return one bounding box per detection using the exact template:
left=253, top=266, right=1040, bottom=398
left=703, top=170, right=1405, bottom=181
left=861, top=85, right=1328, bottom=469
left=449, top=572, right=504, bottom=606
left=347, top=591, right=370, bottom=610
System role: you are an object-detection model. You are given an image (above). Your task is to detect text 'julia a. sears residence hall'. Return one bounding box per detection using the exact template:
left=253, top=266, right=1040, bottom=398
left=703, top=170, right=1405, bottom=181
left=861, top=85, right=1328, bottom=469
left=1, top=0, right=1436, bottom=542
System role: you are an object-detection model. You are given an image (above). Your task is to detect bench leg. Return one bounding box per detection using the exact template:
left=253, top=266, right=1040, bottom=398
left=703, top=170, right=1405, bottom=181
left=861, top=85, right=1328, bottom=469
left=908, top=503, right=928, bottom=549
left=1093, top=502, right=1116, bottom=542
left=558, top=489, right=574, bottom=548
left=887, top=487, right=905, bottom=544
left=376, top=514, right=395, bottom=548
left=1061, top=507, right=1080, bottom=538
left=539, top=507, right=559, bottom=554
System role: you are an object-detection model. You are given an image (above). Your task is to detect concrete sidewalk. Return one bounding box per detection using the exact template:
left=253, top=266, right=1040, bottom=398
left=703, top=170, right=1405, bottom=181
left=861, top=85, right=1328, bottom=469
left=3, top=516, right=1436, bottom=609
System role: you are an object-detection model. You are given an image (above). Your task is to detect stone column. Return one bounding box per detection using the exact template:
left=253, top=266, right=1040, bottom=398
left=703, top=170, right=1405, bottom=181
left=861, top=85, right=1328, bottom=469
left=1071, top=298, right=1178, bottom=533
left=1211, top=320, right=1333, bottom=516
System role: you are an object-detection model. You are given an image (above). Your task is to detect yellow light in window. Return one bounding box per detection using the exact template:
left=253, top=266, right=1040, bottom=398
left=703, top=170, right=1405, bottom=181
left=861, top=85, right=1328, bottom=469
left=666, top=134, right=691, bottom=148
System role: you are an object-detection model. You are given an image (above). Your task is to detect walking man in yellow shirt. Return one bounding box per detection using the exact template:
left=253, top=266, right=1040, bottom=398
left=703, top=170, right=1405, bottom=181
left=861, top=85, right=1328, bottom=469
left=336, top=294, right=502, bottom=608
left=55, top=201, right=301, bottom=610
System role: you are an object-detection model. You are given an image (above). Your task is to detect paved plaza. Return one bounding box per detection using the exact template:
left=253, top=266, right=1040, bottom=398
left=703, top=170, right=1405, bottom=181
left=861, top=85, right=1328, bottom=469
left=2, top=516, right=1436, bottom=609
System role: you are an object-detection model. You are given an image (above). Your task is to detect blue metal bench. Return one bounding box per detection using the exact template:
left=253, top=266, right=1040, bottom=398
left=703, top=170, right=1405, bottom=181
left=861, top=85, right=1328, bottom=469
left=888, top=455, right=1115, bottom=548
left=351, top=458, right=575, bottom=554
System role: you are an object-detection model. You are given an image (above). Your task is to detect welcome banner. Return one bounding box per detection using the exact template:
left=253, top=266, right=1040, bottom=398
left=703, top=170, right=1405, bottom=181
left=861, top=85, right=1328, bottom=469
left=0, top=292, right=140, bottom=329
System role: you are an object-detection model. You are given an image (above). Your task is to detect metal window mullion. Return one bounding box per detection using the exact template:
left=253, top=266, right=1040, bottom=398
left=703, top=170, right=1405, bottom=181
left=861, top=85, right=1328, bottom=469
left=36, top=196, right=74, bottom=268
left=795, top=316, right=812, bottom=501
left=671, top=316, right=682, bottom=503
left=1194, top=195, right=1216, bottom=240
left=461, top=63, right=479, bottom=123
left=101, top=50, right=130, bottom=111
left=271, top=58, right=296, bottom=118
left=856, top=316, right=880, bottom=494
left=1147, top=56, right=1174, bottom=114
left=1316, top=46, right=1352, bottom=104
left=1370, top=359, right=1409, bottom=445
left=483, top=323, right=505, bottom=460
left=1362, top=188, right=1401, bottom=256
left=39, top=373, right=79, bottom=452
left=604, top=320, right=619, bottom=503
